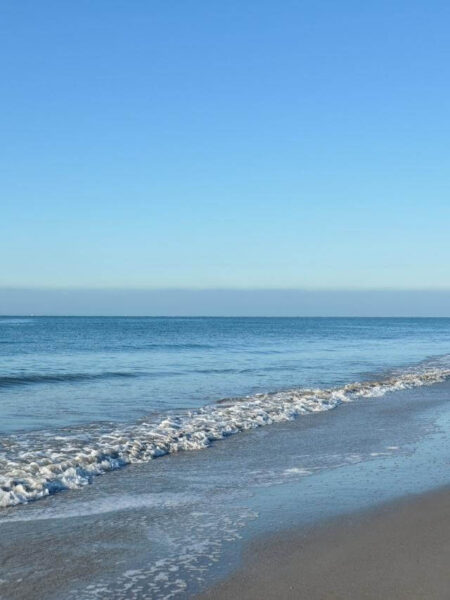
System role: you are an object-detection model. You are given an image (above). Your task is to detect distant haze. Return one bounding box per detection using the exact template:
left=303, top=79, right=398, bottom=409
left=2, top=289, right=450, bottom=317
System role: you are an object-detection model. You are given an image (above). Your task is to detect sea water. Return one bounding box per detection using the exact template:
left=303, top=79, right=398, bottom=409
left=1, top=317, right=449, bottom=598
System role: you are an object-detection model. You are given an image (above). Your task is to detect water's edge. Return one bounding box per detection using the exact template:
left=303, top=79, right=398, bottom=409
left=2, top=359, right=449, bottom=507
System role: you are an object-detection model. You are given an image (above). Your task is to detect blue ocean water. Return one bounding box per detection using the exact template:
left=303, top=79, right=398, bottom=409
left=2, top=316, right=450, bottom=433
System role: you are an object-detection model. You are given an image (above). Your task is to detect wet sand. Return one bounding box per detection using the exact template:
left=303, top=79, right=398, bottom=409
left=198, top=487, right=450, bottom=600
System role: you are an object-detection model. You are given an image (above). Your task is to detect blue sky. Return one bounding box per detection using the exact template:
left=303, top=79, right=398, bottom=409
left=1, top=1, right=449, bottom=294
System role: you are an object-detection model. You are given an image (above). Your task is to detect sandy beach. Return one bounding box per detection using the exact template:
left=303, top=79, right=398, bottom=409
left=199, top=487, right=450, bottom=600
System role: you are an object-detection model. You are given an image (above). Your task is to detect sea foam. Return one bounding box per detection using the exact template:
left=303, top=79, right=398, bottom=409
left=1, top=364, right=449, bottom=508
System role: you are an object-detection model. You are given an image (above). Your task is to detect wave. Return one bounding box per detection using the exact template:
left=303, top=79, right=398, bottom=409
left=1, top=362, right=449, bottom=508
left=0, top=371, right=138, bottom=388
left=0, top=365, right=296, bottom=388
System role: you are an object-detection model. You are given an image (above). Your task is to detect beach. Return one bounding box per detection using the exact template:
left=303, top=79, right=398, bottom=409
left=199, top=487, right=450, bottom=600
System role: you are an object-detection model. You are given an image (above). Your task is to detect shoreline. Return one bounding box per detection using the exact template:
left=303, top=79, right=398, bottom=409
left=1, top=367, right=448, bottom=600
left=197, top=486, right=450, bottom=600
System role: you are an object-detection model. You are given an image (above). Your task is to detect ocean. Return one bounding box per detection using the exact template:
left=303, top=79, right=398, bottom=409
left=1, top=316, right=450, bottom=598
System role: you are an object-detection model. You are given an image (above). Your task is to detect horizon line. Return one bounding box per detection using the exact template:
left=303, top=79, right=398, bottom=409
left=3, top=286, right=450, bottom=292
left=2, top=315, right=450, bottom=319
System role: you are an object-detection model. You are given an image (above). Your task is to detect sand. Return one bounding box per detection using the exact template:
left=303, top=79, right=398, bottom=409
left=198, top=487, right=450, bottom=600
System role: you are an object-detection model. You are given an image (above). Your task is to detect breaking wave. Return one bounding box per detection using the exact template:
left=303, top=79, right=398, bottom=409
left=1, top=362, right=449, bottom=508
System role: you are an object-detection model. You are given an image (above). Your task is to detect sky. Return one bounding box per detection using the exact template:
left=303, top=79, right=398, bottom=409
left=1, top=1, right=450, bottom=314
left=2, top=289, right=450, bottom=317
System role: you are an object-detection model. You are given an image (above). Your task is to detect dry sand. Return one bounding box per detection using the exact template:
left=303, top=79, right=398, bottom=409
left=198, top=487, right=450, bottom=600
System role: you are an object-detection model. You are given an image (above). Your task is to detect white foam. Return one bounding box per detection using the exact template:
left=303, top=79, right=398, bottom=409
left=283, top=467, right=312, bottom=476
left=1, top=363, right=449, bottom=508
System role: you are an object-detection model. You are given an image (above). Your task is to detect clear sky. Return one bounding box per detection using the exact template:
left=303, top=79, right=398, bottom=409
left=1, top=1, right=449, bottom=299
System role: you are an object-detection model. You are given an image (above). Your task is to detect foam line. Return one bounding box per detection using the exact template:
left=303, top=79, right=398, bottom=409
left=1, top=364, right=449, bottom=508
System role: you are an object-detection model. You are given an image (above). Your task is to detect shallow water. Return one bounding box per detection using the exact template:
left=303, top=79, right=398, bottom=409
left=1, top=377, right=449, bottom=599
